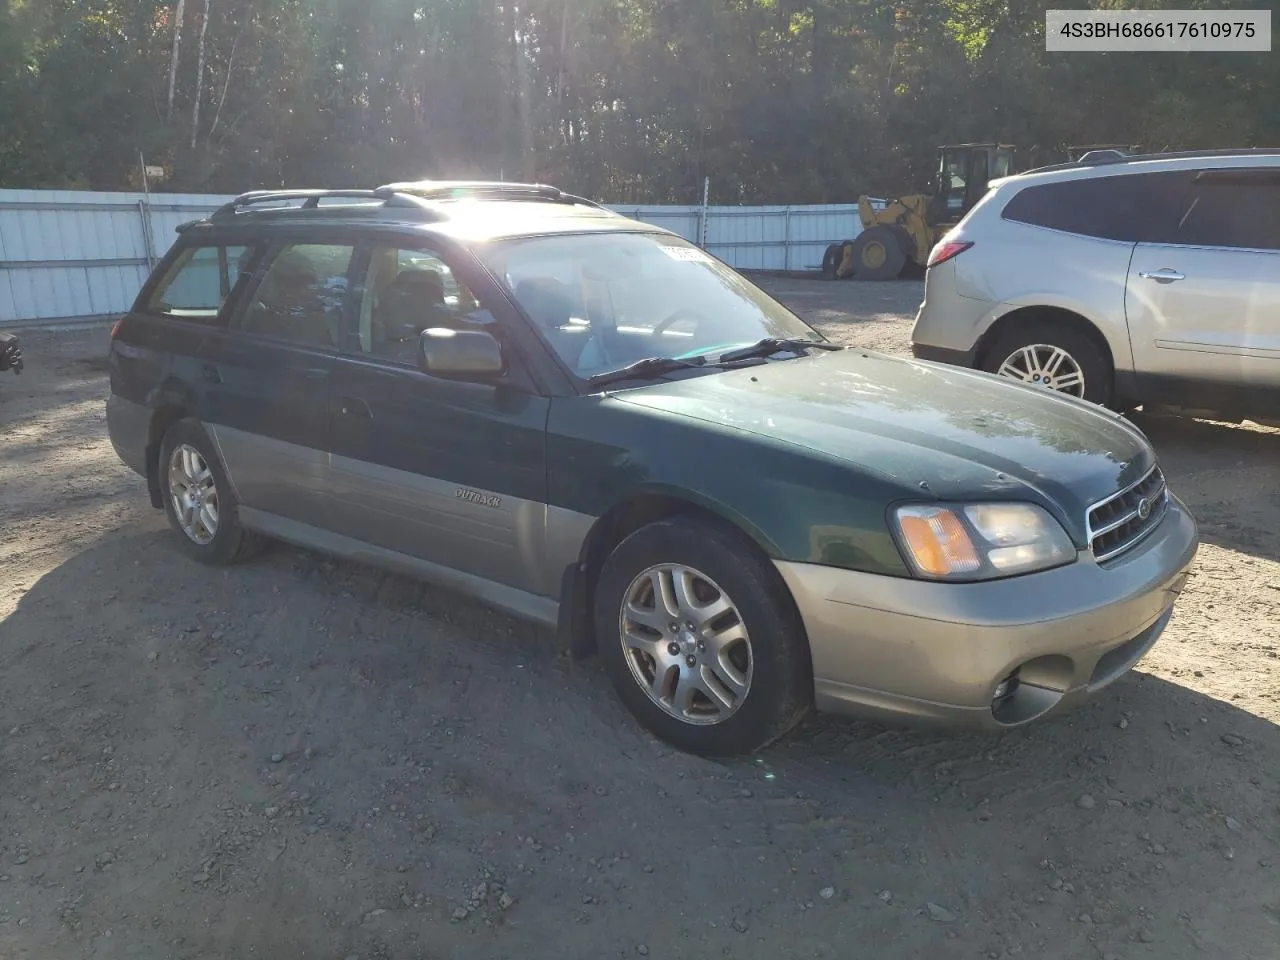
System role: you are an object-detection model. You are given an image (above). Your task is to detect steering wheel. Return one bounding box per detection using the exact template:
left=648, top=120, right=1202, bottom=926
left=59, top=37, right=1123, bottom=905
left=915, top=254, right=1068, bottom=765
left=650, top=309, right=709, bottom=337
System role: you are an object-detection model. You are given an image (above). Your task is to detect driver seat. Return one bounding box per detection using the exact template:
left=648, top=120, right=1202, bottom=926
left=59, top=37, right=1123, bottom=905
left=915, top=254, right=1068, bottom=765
left=372, top=268, right=454, bottom=362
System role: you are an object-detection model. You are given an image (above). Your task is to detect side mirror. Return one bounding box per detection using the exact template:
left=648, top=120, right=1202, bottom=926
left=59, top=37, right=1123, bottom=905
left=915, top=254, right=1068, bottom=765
left=417, top=327, right=505, bottom=378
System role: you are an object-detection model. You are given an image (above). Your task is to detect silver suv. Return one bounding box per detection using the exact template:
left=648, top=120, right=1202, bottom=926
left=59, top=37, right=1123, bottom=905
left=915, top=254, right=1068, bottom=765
left=909, top=149, right=1280, bottom=425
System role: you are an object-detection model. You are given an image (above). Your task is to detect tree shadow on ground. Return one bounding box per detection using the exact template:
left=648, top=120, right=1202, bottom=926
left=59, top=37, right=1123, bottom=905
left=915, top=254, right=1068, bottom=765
left=2, top=522, right=1278, bottom=959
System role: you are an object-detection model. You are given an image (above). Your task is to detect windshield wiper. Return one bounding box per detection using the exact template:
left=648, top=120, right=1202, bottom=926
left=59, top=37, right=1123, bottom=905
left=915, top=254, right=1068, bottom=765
left=715, top=337, right=844, bottom=364
left=586, top=338, right=841, bottom=389
left=587, top=354, right=709, bottom=388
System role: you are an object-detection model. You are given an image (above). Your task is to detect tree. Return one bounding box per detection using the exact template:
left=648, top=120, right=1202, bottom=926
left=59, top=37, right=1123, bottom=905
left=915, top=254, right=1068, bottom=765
left=0, top=0, right=1273, bottom=199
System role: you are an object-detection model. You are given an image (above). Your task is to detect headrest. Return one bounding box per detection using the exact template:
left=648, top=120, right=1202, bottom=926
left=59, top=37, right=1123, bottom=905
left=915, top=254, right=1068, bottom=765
left=386, top=268, right=445, bottom=307
left=516, top=277, right=574, bottom=325
left=392, top=268, right=443, bottom=289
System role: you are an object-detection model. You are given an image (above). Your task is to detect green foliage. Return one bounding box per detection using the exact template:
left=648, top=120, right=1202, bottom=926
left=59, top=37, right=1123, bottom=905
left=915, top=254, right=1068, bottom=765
left=0, top=0, right=1273, bottom=200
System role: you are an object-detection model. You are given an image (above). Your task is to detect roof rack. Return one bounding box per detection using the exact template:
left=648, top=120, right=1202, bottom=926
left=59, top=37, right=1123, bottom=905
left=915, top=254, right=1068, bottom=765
left=374, top=179, right=608, bottom=210
left=1076, top=149, right=1129, bottom=165
left=202, top=181, right=611, bottom=227
left=210, top=189, right=388, bottom=220
left=1022, top=146, right=1280, bottom=177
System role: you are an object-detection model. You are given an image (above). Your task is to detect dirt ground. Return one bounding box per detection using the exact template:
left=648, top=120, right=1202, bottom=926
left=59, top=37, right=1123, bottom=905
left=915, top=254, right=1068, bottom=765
left=1, top=281, right=1278, bottom=960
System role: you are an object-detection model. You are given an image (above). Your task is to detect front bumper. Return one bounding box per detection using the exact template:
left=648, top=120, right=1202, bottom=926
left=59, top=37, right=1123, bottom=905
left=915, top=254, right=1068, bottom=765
left=774, top=495, right=1199, bottom=730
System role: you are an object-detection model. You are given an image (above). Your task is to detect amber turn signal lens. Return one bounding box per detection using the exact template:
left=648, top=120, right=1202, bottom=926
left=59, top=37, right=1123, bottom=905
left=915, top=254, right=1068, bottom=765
left=896, top=506, right=981, bottom=577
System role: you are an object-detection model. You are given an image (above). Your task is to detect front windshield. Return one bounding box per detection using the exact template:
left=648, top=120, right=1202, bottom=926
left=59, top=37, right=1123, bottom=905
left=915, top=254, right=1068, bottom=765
left=479, top=231, right=822, bottom=378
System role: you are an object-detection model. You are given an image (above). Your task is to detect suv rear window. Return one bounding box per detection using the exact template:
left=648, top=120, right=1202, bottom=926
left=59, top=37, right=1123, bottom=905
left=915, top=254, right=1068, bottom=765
left=1000, top=171, right=1192, bottom=243
left=146, top=243, right=257, bottom=322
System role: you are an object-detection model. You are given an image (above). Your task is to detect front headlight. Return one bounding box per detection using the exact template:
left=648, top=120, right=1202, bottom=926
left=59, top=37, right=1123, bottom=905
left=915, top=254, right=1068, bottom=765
left=891, top=502, right=1076, bottom=582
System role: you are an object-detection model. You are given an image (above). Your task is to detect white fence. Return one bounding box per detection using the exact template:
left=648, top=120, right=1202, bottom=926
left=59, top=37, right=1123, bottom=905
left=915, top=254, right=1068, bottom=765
left=0, top=189, right=865, bottom=326
left=611, top=203, right=865, bottom=272
left=0, top=190, right=235, bottom=326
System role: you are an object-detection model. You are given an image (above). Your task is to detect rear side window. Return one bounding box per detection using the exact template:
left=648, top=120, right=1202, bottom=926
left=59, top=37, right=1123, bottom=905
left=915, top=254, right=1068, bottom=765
left=237, top=243, right=356, bottom=348
left=1174, top=169, right=1280, bottom=250
left=1000, top=171, right=1192, bottom=243
left=145, top=244, right=255, bottom=322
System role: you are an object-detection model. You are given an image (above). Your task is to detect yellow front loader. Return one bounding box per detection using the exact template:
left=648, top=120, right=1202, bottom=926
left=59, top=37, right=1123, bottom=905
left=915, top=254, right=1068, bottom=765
left=822, top=143, right=1016, bottom=281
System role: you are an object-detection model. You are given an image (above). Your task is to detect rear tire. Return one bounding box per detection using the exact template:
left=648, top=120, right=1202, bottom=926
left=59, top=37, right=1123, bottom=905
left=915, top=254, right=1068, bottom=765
left=593, top=517, right=813, bottom=757
left=822, top=240, right=857, bottom=280
left=158, top=418, right=264, bottom=566
left=981, top=321, right=1114, bottom=408
left=820, top=242, right=843, bottom=279
left=850, top=226, right=907, bottom=281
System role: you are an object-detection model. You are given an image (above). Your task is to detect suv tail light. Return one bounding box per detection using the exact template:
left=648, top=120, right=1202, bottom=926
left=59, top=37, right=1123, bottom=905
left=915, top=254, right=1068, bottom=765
left=927, top=240, right=973, bottom=268
left=110, top=318, right=123, bottom=338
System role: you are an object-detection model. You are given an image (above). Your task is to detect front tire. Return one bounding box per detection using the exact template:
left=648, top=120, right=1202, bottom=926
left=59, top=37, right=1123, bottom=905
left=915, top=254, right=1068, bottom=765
left=850, top=226, right=907, bottom=281
left=593, top=517, right=813, bottom=756
left=158, top=418, right=263, bottom=566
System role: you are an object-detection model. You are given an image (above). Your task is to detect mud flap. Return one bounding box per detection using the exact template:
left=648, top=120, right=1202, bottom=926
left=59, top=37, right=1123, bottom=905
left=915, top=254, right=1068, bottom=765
left=557, top=563, right=597, bottom=660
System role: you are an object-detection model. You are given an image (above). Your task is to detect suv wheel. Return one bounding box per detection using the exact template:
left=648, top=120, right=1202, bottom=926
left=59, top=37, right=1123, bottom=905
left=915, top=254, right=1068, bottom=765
left=982, top=322, right=1114, bottom=408
left=159, top=418, right=263, bottom=565
left=593, top=517, right=813, bottom=756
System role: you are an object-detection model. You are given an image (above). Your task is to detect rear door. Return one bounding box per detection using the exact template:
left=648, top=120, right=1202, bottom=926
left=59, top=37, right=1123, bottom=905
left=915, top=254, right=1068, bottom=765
left=324, top=237, right=555, bottom=596
left=198, top=238, right=360, bottom=524
left=111, top=235, right=265, bottom=467
left=1126, top=167, right=1280, bottom=417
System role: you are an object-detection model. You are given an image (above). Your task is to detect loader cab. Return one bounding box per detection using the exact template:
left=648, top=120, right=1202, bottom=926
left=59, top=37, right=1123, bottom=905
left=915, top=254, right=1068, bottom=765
left=934, top=143, right=1016, bottom=223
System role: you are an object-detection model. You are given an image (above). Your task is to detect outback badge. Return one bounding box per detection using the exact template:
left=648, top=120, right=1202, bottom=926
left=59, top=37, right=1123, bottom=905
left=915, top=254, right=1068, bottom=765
left=456, top=488, right=502, bottom=509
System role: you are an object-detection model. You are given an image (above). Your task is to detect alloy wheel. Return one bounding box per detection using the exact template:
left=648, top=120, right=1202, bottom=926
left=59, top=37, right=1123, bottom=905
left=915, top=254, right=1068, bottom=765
left=618, top=563, right=753, bottom=725
left=996, top=344, right=1086, bottom=397
left=168, top=443, right=220, bottom=545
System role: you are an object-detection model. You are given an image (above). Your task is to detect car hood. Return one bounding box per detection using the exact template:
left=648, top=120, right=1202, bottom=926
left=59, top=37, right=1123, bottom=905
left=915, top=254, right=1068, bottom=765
left=609, top=349, right=1156, bottom=542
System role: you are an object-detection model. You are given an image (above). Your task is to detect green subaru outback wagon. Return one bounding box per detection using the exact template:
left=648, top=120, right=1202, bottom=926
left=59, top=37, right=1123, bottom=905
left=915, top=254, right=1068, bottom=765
left=106, top=181, right=1200, bottom=756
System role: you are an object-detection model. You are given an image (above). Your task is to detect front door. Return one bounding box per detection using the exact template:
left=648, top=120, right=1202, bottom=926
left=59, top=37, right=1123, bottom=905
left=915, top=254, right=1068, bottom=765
left=325, top=240, right=553, bottom=596
left=1126, top=167, right=1280, bottom=418
left=200, top=240, right=359, bottom=523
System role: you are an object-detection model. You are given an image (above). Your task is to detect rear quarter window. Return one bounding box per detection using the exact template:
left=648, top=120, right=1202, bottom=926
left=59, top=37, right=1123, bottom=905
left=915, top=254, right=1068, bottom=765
left=143, top=243, right=259, bottom=323
left=1174, top=168, right=1280, bottom=250
left=1000, top=171, right=1192, bottom=243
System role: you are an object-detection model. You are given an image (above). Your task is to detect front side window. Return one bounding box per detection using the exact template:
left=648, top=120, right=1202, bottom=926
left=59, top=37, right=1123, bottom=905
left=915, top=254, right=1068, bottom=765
left=352, top=246, right=482, bottom=364
left=478, top=232, right=819, bottom=378
left=145, top=244, right=254, bottom=322
left=238, top=243, right=356, bottom=348
left=939, top=154, right=969, bottom=216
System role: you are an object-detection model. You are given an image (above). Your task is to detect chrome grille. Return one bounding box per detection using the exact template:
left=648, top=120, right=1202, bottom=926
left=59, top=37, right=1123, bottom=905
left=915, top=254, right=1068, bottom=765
left=1086, top=465, right=1169, bottom=563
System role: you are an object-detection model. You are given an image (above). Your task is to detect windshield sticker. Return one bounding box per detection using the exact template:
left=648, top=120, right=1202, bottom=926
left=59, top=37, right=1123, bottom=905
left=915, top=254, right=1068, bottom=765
left=660, top=245, right=714, bottom=263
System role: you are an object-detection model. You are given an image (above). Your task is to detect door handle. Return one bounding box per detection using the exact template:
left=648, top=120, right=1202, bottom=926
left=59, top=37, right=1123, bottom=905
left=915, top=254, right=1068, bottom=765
left=302, top=367, right=330, bottom=381
left=339, top=397, right=372, bottom=419
left=201, top=363, right=222, bottom=384
left=1138, top=268, right=1186, bottom=283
